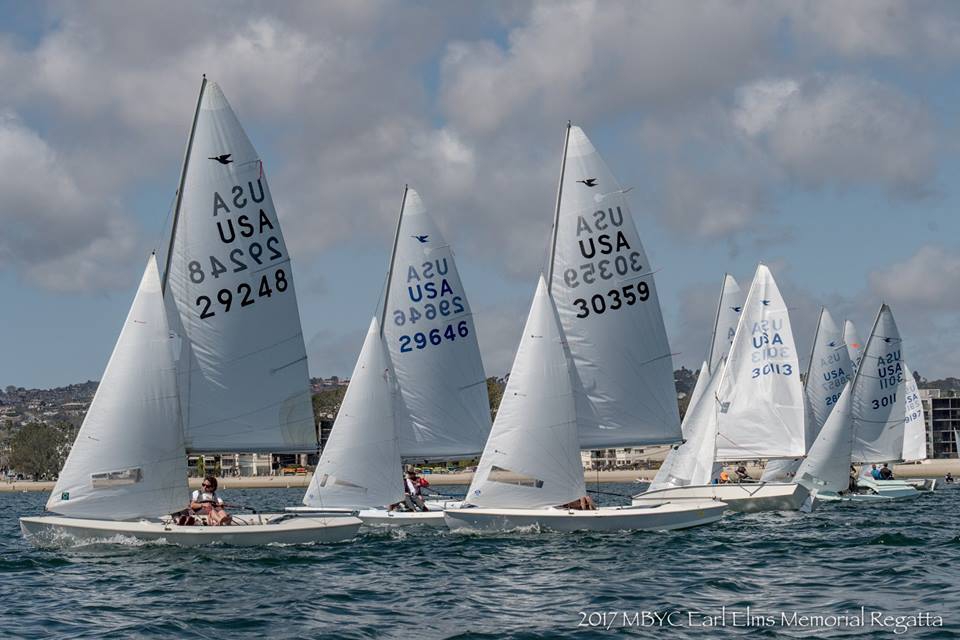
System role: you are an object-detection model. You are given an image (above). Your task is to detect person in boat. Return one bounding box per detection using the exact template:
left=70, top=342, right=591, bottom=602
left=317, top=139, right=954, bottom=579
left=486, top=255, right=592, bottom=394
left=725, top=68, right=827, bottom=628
left=870, top=464, right=882, bottom=480
left=560, top=495, right=596, bottom=510
left=946, top=473, right=955, bottom=484
left=879, top=463, right=894, bottom=480
left=734, top=464, right=752, bottom=483
left=403, top=470, right=429, bottom=512
left=189, top=476, right=232, bottom=525
left=847, top=465, right=858, bottom=494
left=718, top=469, right=731, bottom=484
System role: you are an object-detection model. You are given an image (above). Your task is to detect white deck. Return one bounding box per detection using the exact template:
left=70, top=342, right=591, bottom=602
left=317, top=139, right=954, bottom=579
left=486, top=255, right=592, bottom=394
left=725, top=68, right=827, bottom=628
left=444, top=501, right=726, bottom=532
left=20, top=513, right=362, bottom=547
left=631, top=482, right=807, bottom=513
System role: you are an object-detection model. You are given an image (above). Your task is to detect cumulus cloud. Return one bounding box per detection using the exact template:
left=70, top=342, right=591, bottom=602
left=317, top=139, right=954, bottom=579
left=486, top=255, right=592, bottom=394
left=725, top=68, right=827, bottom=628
left=869, top=246, right=960, bottom=310
left=0, top=112, right=138, bottom=290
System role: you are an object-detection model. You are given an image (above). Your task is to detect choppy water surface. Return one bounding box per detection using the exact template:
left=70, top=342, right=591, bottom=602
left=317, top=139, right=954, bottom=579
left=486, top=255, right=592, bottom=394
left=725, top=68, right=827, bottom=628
left=1, top=482, right=958, bottom=638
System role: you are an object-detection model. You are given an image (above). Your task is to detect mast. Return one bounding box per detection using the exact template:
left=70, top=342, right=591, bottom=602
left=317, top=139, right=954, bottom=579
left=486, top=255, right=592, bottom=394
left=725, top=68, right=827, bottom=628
left=546, top=121, right=572, bottom=295
left=704, top=273, right=729, bottom=375
left=380, top=185, right=409, bottom=336
left=162, top=75, right=207, bottom=293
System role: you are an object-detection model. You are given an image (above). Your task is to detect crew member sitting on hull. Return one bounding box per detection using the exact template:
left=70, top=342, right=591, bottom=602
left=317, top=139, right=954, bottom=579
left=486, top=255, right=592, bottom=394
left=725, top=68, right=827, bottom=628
left=403, top=470, right=429, bottom=512
left=870, top=464, right=882, bottom=480
left=187, top=475, right=232, bottom=525
left=846, top=464, right=858, bottom=494
left=718, top=470, right=731, bottom=484
left=560, top=495, right=596, bottom=510
left=879, top=463, right=894, bottom=480
left=735, top=464, right=753, bottom=483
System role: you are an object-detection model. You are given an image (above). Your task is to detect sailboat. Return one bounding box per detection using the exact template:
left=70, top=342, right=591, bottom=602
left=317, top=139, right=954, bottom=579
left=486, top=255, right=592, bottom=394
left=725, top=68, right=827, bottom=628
left=445, top=124, right=725, bottom=531
left=843, top=319, right=864, bottom=375
left=21, top=78, right=362, bottom=546
left=291, top=187, right=490, bottom=526
left=899, top=365, right=936, bottom=491
left=761, top=306, right=853, bottom=482
left=632, top=264, right=809, bottom=512
left=797, top=304, right=918, bottom=503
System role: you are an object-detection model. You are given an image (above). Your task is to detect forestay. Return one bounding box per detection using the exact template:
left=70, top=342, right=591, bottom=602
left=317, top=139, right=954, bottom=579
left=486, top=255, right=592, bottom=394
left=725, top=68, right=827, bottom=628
left=166, top=81, right=314, bottom=453
left=901, top=364, right=927, bottom=462
left=48, top=257, right=188, bottom=520
left=795, top=383, right=853, bottom=494
left=851, top=305, right=906, bottom=464
left=382, top=189, right=491, bottom=460
left=715, top=264, right=805, bottom=461
left=843, top=320, right=864, bottom=376
left=548, top=126, right=680, bottom=448
left=648, top=365, right=722, bottom=491
left=304, top=318, right=402, bottom=509
left=805, top=307, right=853, bottom=447
left=466, top=277, right=584, bottom=509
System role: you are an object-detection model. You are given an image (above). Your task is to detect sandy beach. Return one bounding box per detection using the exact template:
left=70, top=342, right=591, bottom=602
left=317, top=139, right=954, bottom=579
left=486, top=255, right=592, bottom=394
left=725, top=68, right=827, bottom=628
left=3, top=459, right=958, bottom=493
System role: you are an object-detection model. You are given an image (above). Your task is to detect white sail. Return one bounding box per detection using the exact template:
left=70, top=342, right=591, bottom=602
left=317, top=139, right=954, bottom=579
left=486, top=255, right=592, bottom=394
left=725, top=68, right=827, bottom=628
left=682, top=360, right=710, bottom=438
left=715, top=264, right=805, bottom=461
left=382, top=188, right=491, bottom=460
left=683, top=274, right=744, bottom=438
left=805, top=307, right=854, bottom=446
left=648, top=364, right=722, bottom=491
left=303, top=318, right=402, bottom=509
left=851, top=305, right=906, bottom=464
left=795, top=383, right=853, bottom=494
left=901, top=365, right=927, bottom=462
left=843, top=320, right=864, bottom=376
left=706, top=274, right=745, bottom=376
left=548, top=125, right=680, bottom=448
left=48, top=256, right=188, bottom=520
left=466, top=276, right=584, bottom=509
left=165, top=81, right=314, bottom=453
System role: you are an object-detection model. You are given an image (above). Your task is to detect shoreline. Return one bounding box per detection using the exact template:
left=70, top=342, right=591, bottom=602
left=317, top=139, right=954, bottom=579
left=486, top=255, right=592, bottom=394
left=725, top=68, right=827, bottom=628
left=3, top=460, right=958, bottom=493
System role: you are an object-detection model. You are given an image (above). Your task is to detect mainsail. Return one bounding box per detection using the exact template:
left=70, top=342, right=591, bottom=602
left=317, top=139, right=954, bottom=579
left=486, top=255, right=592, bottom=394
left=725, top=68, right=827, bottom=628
left=164, top=80, right=314, bottom=453
left=843, top=320, right=864, bottom=376
left=715, top=264, right=805, bottom=461
left=804, top=307, right=853, bottom=447
left=466, top=276, right=584, bottom=509
left=547, top=125, right=680, bottom=448
left=48, top=256, right=188, bottom=520
left=381, top=188, right=491, bottom=460
left=850, top=305, right=906, bottom=464
left=303, top=318, right=402, bottom=509
left=901, top=364, right=927, bottom=462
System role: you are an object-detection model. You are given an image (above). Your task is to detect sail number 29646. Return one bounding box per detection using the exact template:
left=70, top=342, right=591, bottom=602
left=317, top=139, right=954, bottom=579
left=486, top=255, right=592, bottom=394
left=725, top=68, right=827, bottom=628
left=572, top=282, right=649, bottom=318
left=399, top=321, right=469, bottom=352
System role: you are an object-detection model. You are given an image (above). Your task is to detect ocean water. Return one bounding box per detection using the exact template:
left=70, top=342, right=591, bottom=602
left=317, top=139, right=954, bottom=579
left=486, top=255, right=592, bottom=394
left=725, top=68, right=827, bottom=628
left=1, top=482, right=958, bottom=639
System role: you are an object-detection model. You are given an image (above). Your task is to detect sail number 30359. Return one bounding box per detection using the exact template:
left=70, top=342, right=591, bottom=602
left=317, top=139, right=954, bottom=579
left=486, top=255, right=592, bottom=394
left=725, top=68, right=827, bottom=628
left=195, top=269, right=288, bottom=320
left=399, top=321, right=469, bottom=352
left=572, top=282, right=649, bottom=319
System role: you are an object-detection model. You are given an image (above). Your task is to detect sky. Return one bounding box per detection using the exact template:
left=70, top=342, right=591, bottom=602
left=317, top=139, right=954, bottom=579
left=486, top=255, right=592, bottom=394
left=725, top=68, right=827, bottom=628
left=1, top=0, right=959, bottom=389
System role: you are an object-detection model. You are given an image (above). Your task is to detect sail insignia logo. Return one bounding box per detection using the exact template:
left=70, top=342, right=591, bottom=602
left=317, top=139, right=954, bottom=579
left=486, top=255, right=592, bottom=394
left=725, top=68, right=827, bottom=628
left=208, top=153, right=233, bottom=165
left=576, top=178, right=598, bottom=187
left=761, top=299, right=770, bottom=306
left=412, top=235, right=429, bottom=244
left=731, top=306, right=742, bottom=313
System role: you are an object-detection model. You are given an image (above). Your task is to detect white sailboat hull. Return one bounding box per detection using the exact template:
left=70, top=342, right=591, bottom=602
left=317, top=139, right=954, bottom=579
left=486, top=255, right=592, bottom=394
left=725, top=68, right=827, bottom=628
left=854, top=477, right=921, bottom=499
left=20, top=513, right=361, bottom=547
left=444, top=501, right=726, bottom=532
left=287, top=499, right=463, bottom=527
left=631, top=482, right=808, bottom=513
left=903, top=478, right=936, bottom=492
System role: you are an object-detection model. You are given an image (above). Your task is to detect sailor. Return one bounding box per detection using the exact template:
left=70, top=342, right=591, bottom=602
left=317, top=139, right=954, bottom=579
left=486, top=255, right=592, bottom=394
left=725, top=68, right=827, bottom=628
left=946, top=473, right=955, bottom=484
left=189, top=475, right=232, bottom=525
left=870, top=464, right=882, bottom=480
left=735, top=465, right=752, bottom=483
left=718, top=470, right=731, bottom=484
left=403, top=470, right=429, bottom=512
left=560, top=495, right=596, bottom=510
left=847, top=465, right=858, bottom=494
left=879, top=463, right=894, bottom=480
